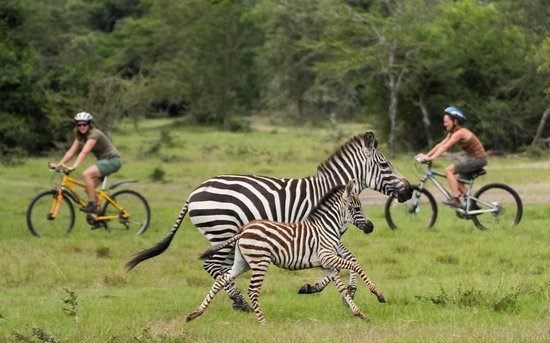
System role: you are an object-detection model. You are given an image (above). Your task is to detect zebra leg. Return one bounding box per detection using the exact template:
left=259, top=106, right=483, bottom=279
left=320, top=253, right=385, bottom=303
left=349, top=261, right=385, bottom=303
left=203, top=250, right=252, bottom=312
left=297, top=275, right=356, bottom=298
left=326, top=269, right=368, bottom=320
left=338, top=243, right=358, bottom=306
left=186, top=272, right=233, bottom=322
left=297, top=276, right=331, bottom=294
left=247, top=260, right=271, bottom=325
left=187, top=250, right=251, bottom=322
left=299, top=243, right=358, bottom=305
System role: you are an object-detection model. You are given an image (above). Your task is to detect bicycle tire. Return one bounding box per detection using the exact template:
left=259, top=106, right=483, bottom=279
left=102, top=189, right=150, bottom=235
left=470, top=183, right=523, bottom=231
left=26, top=190, right=75, bottom=237
left=384, top=185, right=438, bottom=230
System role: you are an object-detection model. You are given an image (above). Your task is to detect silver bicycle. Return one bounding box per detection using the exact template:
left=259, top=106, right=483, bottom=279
left=384, top=160, right=523, bottom=231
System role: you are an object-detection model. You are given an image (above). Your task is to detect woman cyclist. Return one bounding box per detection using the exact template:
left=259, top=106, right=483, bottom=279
left=415, top=107, right=487, bottom=207
left=51, top=112, right=122, bottom=213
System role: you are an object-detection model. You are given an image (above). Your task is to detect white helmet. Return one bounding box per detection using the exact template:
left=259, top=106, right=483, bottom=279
left=74, top=112, right=93, bottom=122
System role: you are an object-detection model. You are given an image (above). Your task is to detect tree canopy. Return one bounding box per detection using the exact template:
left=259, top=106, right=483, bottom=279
left=1, top=0, right=548, bottom=159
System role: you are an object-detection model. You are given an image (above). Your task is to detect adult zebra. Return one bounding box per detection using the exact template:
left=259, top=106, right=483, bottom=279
left=126, top=131, right=412, bottom=311
left=186, top=180, right=383, bottom=324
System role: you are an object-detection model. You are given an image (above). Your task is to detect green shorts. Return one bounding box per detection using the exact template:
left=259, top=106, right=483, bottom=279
left=96, top=156, right=122, bottom=177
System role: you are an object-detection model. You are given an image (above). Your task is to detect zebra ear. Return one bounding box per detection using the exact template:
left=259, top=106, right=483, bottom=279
left=364, top=131, right=379, bottom=149
left=345, top=179, right=356, bottom=196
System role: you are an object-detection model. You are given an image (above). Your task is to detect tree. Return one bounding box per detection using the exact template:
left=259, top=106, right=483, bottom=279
left=0, top=1, right=51, bottom=158
left=311, top=0, right=429, bottom=155
left=531, top=37, right=550, bottom=145
left=108, top=0, right=263, bottom=128
left=253, top=0, right=329, bottom=120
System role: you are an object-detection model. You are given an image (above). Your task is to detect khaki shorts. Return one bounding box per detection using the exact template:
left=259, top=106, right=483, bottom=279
left=96, top=156, right=122, bottom=177
left=455, top=156, right=487, bottom=175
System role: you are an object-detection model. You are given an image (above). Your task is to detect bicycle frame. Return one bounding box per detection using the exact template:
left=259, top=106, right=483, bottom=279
left=415, top=162, right=493, bottom=217
left=49, top=171, right=132, bottom=222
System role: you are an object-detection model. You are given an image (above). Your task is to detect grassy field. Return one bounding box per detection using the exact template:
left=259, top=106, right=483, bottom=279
left=0, top=118, right=548, bottom=342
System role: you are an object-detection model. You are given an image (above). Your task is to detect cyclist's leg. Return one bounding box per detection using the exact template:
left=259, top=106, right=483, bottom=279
left=82, top=164, right=102, bottom=203
left=455, top=157, right=487, bottom=194
left=444, top=164, right=461, bottom=197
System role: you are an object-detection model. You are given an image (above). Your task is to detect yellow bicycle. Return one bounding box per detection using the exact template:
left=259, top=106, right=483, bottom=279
left=26, top=163, right=150, bottom=237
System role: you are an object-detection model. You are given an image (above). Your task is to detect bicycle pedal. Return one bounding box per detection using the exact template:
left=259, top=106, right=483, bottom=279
left=86, top=213, right=99, bottom=225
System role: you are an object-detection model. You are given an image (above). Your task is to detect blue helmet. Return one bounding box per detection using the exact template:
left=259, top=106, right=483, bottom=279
left=444, top=107, right=466, bottom=123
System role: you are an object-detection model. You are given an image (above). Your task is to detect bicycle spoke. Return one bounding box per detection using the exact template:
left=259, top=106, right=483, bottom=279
left=384, top=186, right=437, bottom=230
left=470, top=183, right=522, bottom=231
left=102, top=190, right=150, bottom=235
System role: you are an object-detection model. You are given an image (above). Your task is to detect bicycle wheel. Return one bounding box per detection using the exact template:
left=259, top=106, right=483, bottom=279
left=26, top=190, right=75, bottom=237
left=470, top=183, right=522, bottom=231
left=384, top=185, right=438, bottom=230
left=102, top=189, right=150, bottom=235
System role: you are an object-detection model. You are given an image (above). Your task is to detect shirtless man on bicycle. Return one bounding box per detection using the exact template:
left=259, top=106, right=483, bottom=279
left=415, top=107, right=487, bottom=207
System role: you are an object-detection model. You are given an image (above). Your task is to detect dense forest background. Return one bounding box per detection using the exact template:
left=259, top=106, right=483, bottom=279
left=1, top=0, right=548, bottom=161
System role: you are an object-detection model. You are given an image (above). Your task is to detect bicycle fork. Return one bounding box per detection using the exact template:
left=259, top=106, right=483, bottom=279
left=48, top=188, right=64, bottom=220
left=409, top=181, right=430, bottom=214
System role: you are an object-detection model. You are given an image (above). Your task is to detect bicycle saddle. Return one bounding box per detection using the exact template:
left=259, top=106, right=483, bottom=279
left=460, top=168, right=486, bottom=181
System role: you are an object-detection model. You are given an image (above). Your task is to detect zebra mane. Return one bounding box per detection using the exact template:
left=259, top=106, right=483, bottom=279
left=316, top=134, right=365, bottom=175
left=307, top=184, right=346, bottom=219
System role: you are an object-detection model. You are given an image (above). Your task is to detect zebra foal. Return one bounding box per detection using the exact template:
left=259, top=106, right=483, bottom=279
left=186, top=180, right=384, bottom=324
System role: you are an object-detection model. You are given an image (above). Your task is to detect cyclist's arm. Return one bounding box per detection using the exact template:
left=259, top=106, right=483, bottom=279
left=426, top=133, right=462, bottom=161
left=56, top=139, right=80, bottom=166
left=417, top=135, right=448, bottom=161
left=426, top=141, right=444, bottom=156
left=69, top=138, right=97, bottom=170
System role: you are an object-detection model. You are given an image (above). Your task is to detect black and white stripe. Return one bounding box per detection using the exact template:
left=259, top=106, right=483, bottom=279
left=186, top=180, right=384, bottom=324
left=126, top=131, right=411, bottom=310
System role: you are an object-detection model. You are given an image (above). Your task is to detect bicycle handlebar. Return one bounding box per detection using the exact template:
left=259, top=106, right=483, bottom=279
left=413, top=157, right=432, bottom=168
left=47, top=162, right=72, bottom=175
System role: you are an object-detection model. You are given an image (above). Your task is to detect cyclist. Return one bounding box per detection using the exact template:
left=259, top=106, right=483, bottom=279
left=51, top=112, right=122, bottom=213
left=415, top=107, right=487, bottom=207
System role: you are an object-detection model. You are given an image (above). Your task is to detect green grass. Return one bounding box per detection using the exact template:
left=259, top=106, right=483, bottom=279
left=0, top=118, right=548, bottom=342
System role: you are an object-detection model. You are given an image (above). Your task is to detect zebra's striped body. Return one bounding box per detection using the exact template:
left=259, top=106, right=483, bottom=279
left=186, top=181, right=383, bottom=324
left=126, top=131, right=411, bottom=310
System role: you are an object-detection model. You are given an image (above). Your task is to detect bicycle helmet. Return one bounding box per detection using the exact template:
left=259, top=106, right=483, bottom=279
left=444, top=106, right=466, bottom=123
left=74, top=112, right=93, bottom=123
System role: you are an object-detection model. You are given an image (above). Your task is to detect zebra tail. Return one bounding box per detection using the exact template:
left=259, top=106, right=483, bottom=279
left=199, top=234, right=241, bottom=260
left=125, top=201, right=189, bottom=271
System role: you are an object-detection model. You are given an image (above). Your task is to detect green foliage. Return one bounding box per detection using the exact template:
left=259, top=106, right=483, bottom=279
left=416, top=284, right=521, bottom=313
left=149, top=167, right=166, bottom=183
left=31, top=328, right=65, bottom=343
left=1, top=0, right=548, bottom=159
left=62, top=288, right=79, bottom=321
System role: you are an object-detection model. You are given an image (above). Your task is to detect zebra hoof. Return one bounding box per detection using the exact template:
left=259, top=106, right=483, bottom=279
left=377, top=295, right=386, bottom=303
left=298, top=284, right=313, bottom=294
left=232, top=301, right=252, bottom=312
